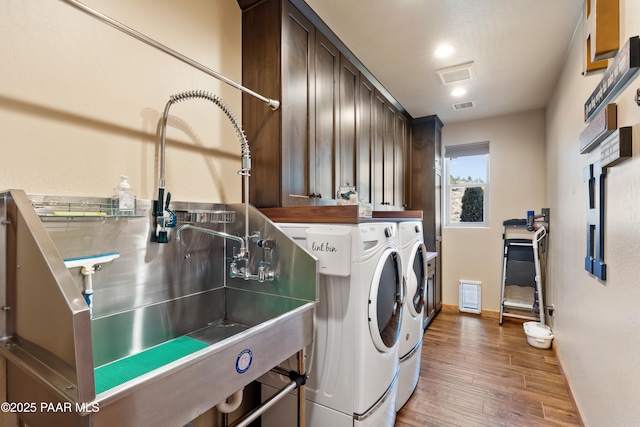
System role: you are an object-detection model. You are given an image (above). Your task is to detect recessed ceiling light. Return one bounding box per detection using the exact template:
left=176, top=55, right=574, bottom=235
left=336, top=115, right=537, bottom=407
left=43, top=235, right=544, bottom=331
left=451, top=88, right=467, bottom=97
left=434, top=44, right=455, bottom=58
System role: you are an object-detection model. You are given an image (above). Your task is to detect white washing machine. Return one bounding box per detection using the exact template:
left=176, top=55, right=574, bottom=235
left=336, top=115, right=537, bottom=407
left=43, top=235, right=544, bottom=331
left=260, top=222, right=403, bottom=427
left=395, top=220, right=428, bottom=411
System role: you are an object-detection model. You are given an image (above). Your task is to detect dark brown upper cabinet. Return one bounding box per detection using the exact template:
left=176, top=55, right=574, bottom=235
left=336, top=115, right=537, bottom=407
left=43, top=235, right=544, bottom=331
left=372, top=91, right=407, bottom=210
left=313, top=32, right=339, bottom=201
left=410, top=115, right=443, bottom=251
left=395, top=113, right=409, bottom=208
left=239, top=0, right=411, bottom=208
left=241, top=0, right=333, bottom=206
left=372, top=91, right=385, bottom=208
left=338, top=54, right=358, bottom=193
left=383, top=102, right=396, bottom=208
left=356, top=73, right=374, bottom=205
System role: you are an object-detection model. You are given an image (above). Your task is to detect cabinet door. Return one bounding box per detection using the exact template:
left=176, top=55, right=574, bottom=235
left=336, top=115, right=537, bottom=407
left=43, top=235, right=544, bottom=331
left=383, top=103, right=396, bottom=207
left=338, top=54, right=358, bottom=191
left=314, top=32, right=339, bottom=200
left=372, top=92, right=385, bottom=207
left=410, top=116, right=443, bottom=251
left=435, top=241, right=442, bottom=313
left=241, top=0, right=282, bottom=207
left=434, top=123, right=443, bottom=238
left=356, top=74, right=374, bottom=204
left=394, top=113, right=408, bottom=208
left=282, top=3, right=315, bottom=205
left=426, top=262, right=436, bottom=326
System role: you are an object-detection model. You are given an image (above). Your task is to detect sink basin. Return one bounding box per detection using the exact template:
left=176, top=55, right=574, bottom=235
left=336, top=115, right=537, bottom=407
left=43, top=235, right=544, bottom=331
left=91, top=287, right=312, bottom=394
left=89, top=288, right=314, bottom=427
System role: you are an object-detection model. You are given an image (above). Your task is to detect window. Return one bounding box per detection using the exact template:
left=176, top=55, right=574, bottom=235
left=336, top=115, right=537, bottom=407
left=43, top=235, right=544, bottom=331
left=444, top=142, right=489, bottom=227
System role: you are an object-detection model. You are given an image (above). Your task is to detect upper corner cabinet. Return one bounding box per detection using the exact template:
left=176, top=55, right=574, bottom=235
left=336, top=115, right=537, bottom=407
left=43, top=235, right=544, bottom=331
left=239, top=0, right=339, bottom=207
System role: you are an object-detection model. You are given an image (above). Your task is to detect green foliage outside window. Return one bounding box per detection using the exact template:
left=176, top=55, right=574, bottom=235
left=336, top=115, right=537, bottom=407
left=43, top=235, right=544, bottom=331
left=460, top=187, right=484, bottom=222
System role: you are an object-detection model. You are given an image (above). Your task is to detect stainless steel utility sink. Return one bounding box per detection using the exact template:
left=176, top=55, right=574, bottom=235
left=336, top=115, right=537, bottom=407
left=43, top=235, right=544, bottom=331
left=5, top=290, right=314, bottom=427
left=0, top=191, right=317, bottom=427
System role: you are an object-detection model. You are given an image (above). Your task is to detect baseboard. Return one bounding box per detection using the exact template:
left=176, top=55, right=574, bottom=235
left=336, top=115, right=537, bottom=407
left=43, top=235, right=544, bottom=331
left=552, top=341, right=585, bottom=426
left=441, top=303, right=500, bottom=320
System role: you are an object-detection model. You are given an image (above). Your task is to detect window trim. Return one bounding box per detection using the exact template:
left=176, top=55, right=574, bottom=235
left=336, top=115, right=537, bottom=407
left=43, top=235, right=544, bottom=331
left=444, top=142, right=490, bottom=228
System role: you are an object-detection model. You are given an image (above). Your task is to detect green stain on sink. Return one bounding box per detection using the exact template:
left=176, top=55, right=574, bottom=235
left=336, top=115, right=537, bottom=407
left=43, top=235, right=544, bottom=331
left=94, top=336, right=209, bottom=394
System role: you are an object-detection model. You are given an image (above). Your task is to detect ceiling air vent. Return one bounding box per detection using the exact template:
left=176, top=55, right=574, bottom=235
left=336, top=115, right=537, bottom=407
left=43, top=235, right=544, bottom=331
left=452, top=101, right=476, bottom=111
left=435, top=61, right=476, bottom=85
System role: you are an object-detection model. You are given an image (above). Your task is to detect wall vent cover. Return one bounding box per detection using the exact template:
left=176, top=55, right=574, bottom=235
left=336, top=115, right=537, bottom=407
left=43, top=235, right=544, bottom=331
left=452, top=101, right=476, bottom=111
left=459, top=280, right=482, bottom=314
left=435, top=61, right=476, bottom=85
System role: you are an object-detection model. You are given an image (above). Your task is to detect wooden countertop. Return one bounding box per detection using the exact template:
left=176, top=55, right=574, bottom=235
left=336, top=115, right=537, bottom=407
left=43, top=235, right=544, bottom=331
left=371, top=210, right=423, bottom=220
left=259, top=206, right=423, bottom=224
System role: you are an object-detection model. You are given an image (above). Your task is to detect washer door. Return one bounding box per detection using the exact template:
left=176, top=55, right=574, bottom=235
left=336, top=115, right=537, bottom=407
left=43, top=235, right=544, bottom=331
left=368, top=249, right=403, bottom=351
left=407, top=243, right=427, bottom=317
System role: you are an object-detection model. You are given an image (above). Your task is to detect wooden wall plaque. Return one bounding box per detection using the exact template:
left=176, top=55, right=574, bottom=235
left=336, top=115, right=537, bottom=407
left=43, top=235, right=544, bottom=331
left=601, top=127, right=632, bottom=168
left=579, top=104, right=617, bottom=153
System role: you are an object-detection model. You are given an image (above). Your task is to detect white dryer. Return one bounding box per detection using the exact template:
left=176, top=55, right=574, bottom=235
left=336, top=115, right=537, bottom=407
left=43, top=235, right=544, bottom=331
left=395, top=220, right=428, bottom=411
left=260, top=222, right=403, bottom=427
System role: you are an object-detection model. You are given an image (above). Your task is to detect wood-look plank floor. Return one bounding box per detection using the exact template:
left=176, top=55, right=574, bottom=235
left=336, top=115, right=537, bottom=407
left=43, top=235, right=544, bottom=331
left=396, top=310, right=581, bottom=427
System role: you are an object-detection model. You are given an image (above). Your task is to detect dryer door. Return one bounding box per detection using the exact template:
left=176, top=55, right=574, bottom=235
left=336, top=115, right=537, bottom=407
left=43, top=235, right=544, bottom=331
left=407, top=242, right=427, bottom=318
left=368, top=249, right=403, bottom=351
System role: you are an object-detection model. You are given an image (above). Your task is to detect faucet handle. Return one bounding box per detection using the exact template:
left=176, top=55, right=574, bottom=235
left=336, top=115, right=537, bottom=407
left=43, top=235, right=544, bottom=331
left=258, top=262, right=275, bottom=282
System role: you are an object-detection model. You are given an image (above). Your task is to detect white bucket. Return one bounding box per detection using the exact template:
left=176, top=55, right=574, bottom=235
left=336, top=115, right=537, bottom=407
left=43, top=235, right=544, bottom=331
left=523, top=321, right=554, bottom=349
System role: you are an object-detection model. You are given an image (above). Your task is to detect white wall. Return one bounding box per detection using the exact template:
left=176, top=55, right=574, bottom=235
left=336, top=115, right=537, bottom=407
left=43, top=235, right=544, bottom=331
left=546, top=1, right=640, bottom=425
left=0, top=1, right=242, bottom=425
left=441, top=109, right=547, bottom=312
left=0, top=0, right=243, bottom=203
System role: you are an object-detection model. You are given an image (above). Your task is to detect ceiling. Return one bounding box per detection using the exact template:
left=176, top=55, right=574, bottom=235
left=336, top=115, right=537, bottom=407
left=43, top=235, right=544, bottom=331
left=304, top=0, right=584, bottom=124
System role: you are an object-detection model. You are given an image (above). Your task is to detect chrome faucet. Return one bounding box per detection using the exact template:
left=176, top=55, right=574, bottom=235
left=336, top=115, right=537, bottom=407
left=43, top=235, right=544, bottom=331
left=164, top=90, right=275, bottom=282
left=176, top=225, right=275, bottom=282
left=155, top=90, right=250, bottom=243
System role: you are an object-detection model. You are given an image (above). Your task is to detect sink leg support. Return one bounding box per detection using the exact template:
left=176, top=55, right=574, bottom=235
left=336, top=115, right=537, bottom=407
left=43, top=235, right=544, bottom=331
left=297, top=348, right=306, bottom=427
left=228, top=349, right=307, bottom=427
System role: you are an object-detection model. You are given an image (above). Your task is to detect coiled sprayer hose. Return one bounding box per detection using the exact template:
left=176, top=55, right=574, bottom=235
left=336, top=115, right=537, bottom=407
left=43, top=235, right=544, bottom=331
left=157, top=90, right=251, bottom=244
